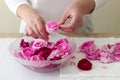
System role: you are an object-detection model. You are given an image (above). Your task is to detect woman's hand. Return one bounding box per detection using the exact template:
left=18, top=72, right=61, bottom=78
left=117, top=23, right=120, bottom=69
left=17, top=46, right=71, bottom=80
left=17, top=4, right=49, bottom=40
left=59, top=0, right=95, bottom=33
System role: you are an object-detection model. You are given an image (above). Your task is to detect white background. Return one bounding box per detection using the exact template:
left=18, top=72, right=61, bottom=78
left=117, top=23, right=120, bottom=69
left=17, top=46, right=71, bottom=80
left=0, top=0, right=120, bottom=33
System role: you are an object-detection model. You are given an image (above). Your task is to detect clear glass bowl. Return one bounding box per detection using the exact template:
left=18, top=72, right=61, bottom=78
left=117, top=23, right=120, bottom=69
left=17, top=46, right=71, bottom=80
left=9, top=33, right=76, bottom=72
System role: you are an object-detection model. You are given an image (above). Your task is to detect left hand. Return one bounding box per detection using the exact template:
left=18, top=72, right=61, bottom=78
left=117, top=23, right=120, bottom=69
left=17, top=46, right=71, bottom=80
left=59, top=1, right=83, bottom=32
left=59, top=0, right=95, bottom=33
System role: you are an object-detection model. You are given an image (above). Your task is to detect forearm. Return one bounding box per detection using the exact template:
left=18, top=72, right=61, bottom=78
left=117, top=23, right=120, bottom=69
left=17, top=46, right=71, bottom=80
left=74, top=0, right=95, bottom=15
left=16, top=4, right=48, bottom=40
left=16, top=4, right=38, bottom=20
left=5, top=0, right=30, bottom=15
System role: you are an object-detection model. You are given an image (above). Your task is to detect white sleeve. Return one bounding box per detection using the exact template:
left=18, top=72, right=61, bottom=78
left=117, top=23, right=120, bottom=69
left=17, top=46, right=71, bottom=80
left=5, top=0, right=30, bottom=15
left=94, top=0, right=107, bottom=10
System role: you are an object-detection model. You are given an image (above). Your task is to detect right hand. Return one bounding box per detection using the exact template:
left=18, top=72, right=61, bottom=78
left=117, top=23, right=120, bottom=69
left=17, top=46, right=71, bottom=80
left=24, top=13, right=49, bottom=40
left=17, top=4, right=49, bottom=40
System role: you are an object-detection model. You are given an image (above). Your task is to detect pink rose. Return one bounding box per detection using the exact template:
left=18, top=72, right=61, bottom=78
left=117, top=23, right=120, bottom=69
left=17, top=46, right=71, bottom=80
left=57, top=42, right=71, bottom=53
left=55, top=38, right=71, bottom=53
left=114, top=42, right=120, bottom=51
left=79, top=40, right=96, bottom=53
left=47, top=38, right=71, bottom=60
left=55, top=38, right=69, bottom=45
left=55, top=38, right=69, bottom=47
left=100, top=51, right=113, bottom=63
left=32, top=39, right=47, bottom=50
left=86, top=49, right=100, bottom=60
left=29, top=40, right=35, bottom=48
left=101, top=44, right=114, bottom=53
left=46, top=20, right=59, bottom=33
left=47, top=50, right=61, bottom=60
left=112, top=52, right=120, bottom=62
left=100, top=57, right=113, bottom=63
left=22, top=47, right=35, bottom=57
left=47, top=50, right=59, bottom=59
left=100, top=44, right=114, bottom=63
left=47, top=42, right=55, bottom=49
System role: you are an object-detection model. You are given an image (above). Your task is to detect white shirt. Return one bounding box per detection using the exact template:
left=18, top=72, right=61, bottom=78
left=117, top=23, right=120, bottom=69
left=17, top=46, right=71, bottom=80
left=5, top=0, right=106, bottom=33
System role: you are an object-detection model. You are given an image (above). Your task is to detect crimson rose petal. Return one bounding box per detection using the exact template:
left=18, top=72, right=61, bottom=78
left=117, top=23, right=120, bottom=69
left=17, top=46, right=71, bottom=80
left=20, top=39, right=29, bottom=48
left=77, top=58, right=92, bottom=70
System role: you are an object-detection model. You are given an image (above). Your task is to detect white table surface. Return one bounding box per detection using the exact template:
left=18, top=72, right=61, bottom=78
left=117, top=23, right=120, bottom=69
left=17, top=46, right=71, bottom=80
left=60, top=37, right=120, bottom=80
left=0, top=38, right=59, bottom=80
left=1, top=37, right=120, bottom=80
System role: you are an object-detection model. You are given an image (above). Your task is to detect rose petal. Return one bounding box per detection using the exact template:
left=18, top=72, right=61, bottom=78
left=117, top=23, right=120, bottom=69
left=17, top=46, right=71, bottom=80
left=46, top=20, right=59, bottom=33
left=79, top=40, right=96, bottom=53
left=32, top=39, right=48, bottom=50
left=22, top=47, right=35, bottom=57
left=77, top=58, right=92, bottom=70
left=112, top=52, right=120, bottom=62
left=20, top=39, right=29, bottom=48
left=30, top=55, right=45, bottom=61
left=86, top=49, right=100, bottom=60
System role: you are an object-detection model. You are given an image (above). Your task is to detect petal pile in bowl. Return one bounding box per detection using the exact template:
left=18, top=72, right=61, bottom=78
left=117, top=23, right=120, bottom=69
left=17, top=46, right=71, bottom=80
left=14, top=38, right=72, bottom=61
left=9, top=20, right=77, bottom=72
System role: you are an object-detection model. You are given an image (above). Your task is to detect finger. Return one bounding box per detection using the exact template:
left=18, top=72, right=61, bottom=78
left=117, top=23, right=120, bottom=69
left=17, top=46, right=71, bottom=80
left=59, top=13, right=69, bottom=25
left=60, top=22, right=82, bottom=33
left=26, top=26, right=38, bottom=38
left=30, top=24, right=42, bottom=38
left=60, top=17, right=81, bottom=32
left=61, top=28, right=74, bottom=32
left=61, top=14, right=81, bottom=29
left=60, top=25, right=77, bottom=32
left=24, top=28, right=29, bottom=36
left=65, top=15, right=77, bottom=28
left=39, top=28, right=49, bottom=40
left=36, top=22, right=49, bottom=40
left=37, top=21, right=49, bottom=35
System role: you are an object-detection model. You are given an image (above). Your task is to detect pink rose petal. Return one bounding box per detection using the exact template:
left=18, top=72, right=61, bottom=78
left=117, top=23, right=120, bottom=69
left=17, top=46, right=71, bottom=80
left=101, top=66, right=107, bottom=69
left=32, top=39, right=47, bottom=50
left=70, top=61, right=76, bottom=66
left=30, top=55, right=45, bottom=61
left=112, top=52, right=120, bottom=62
left=86, top=49, right=100, bottom=60
left=46, top=20, right=59, bottom=33
left=79, top=40, right=96, bottom=53
left=114, top=42, right=120, bottom=51
left=22, top=47, right=35, bottom=57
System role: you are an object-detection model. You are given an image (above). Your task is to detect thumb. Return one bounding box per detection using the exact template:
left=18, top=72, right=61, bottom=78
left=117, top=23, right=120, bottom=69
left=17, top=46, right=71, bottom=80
left=59, top=13, right=69, bottom=25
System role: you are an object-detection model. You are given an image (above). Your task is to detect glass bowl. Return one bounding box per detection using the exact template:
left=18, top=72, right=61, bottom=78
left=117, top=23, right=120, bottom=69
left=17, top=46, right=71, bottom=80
left=9, top=33, right=76, bottom=72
